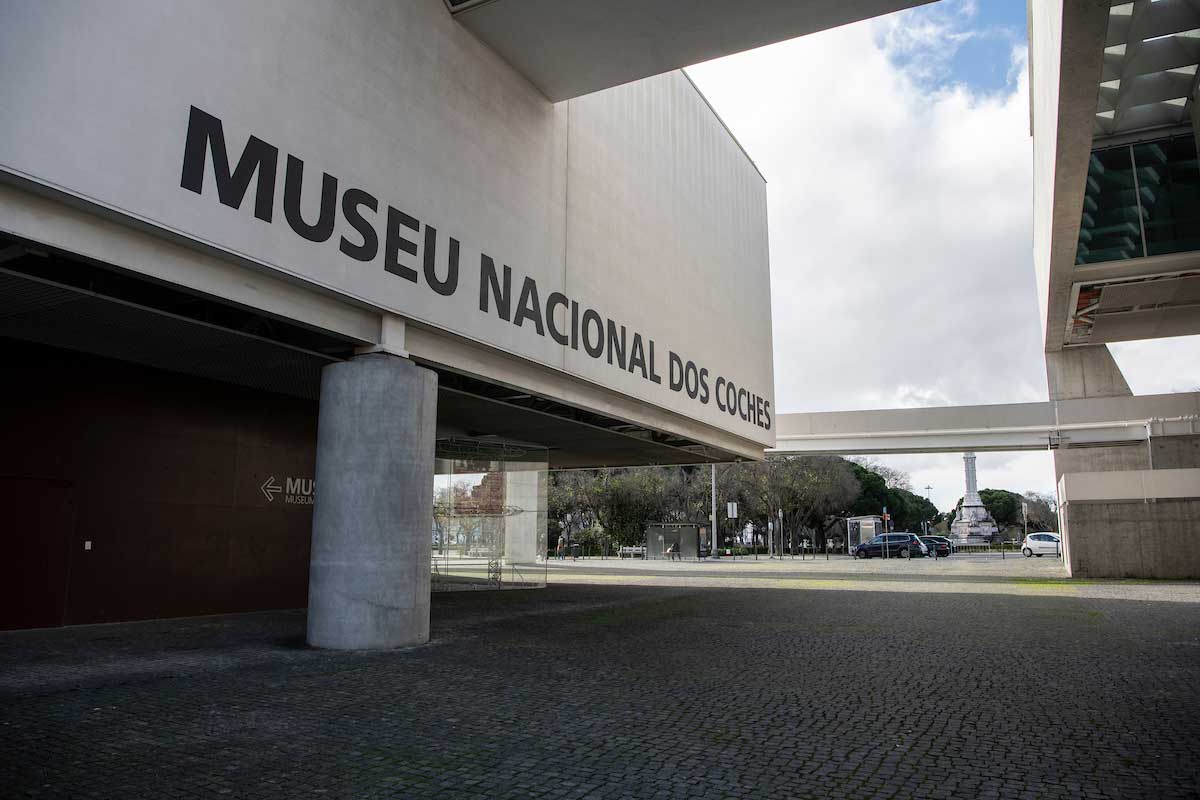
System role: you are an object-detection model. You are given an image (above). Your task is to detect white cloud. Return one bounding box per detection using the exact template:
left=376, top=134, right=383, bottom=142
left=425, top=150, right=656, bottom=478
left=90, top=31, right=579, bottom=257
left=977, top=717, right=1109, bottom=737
left=1110, top=335, right=1200, bottom=394
left=865, top=450, right=1056, bottom=513
left=874, top=0, right=980, bottom=85
left=686, top=8, right=1052, bottom=502
left=687, top=16, right=1044, bottom=415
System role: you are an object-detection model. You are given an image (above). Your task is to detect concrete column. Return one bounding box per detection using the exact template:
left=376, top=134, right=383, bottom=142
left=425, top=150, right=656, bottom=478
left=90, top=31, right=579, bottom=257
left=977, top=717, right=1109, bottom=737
left=307, top=354, right=437, bottom=650
left=1045, top=345, right=1131, bottom=401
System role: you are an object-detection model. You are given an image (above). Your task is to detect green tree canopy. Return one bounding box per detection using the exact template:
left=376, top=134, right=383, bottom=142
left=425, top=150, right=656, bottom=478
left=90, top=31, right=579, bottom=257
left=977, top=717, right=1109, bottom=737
left=1022, top=491, right=1059, bottom=532
left=846, top=463, right=936, bottom=531
left=978, top=488, right=1024, bottom=529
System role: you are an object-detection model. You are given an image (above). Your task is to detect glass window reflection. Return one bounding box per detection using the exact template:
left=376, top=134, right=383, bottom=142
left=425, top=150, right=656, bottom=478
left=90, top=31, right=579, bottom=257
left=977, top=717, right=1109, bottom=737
left=1077, top=133, right=1200, bottom=264
left=1077, top=145, right=1142, bottom=264
left=1134, top=136, right=1200, bottom=257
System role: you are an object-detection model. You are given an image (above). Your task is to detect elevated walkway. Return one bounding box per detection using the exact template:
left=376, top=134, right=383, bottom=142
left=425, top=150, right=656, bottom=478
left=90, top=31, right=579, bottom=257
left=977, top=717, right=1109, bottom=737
left=774, top=393, right=1200, bottom=579
left=772, top=393, right=1200, bottom=455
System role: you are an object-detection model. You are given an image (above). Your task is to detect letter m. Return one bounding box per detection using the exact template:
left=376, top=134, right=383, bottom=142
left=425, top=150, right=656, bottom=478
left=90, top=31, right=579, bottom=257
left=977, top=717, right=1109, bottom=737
left=180, top=106, right=278, bottom=221
left=285, top=477, right=301, bottom=494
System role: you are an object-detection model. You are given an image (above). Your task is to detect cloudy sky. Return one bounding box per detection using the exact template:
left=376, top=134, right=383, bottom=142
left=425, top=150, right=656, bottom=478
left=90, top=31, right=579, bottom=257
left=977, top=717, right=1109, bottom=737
left=687, top=0, right=1200, bottom=511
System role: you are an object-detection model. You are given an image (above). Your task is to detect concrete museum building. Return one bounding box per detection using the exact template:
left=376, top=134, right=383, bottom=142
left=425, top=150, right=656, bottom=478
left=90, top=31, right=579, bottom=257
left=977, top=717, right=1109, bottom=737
left=0, top=0, right=935, bottom=642
left=775, top=0, right=1200, bottom=580
left=9, top=0, right=1194, bottom=641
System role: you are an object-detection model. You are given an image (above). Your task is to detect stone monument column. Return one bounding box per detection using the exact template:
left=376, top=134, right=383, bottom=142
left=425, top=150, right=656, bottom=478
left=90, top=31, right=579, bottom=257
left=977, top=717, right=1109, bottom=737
left=963, top=452, right=982, bottom=505
left=950, top=451, right=998, bottom=545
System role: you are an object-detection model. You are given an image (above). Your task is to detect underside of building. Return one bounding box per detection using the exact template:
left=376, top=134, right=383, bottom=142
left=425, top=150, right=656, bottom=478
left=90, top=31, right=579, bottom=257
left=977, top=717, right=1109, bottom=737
left=0, top=0, right=935, bottom=639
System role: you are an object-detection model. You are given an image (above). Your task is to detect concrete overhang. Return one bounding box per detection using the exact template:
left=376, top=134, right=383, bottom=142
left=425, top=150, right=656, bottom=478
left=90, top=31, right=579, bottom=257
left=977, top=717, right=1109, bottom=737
left=1034, top=0, right=1114, bottom=352
left=0, top=245, right=751, bottom=469
left=446, top=0, right=934, bottom=101
left=0, top=181, right=769, bottom=467
left=1064, top=260, right=1200, bottom=345
left=1035, top=0, right=1200, bottom=350
left=772, top=394, right=1200, bottom=454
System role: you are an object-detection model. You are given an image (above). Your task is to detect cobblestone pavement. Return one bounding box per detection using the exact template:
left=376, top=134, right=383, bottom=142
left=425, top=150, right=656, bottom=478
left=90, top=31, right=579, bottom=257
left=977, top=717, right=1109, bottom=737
left=3, top=577, right=1199, bottom=799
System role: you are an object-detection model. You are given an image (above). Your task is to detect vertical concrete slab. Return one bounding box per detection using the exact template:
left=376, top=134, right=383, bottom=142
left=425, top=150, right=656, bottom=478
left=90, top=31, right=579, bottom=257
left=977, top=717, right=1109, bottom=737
left=1063, top=500, right=1200, bottom=579
left=1045, top=345, right=1132, bottom=402
left=307, top=355, right=437, bottom=650
left=503, top=467, right=547, bottom=564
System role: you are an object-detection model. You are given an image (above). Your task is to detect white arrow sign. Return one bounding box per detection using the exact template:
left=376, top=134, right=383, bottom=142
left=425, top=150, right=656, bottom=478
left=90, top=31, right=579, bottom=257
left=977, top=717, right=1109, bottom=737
left=261, top=476, right=282, bottom=502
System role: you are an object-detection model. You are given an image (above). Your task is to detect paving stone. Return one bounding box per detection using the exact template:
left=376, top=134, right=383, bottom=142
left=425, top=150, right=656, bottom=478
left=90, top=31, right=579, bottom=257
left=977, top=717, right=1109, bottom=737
left=1, top=581, right=1198, bottom=799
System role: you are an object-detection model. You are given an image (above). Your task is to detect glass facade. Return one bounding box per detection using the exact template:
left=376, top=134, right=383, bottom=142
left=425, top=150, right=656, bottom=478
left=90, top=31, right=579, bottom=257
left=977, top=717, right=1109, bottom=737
left=431, top=453, right=549, bottom=590
left=1077, top=133, right=1200, bottom=264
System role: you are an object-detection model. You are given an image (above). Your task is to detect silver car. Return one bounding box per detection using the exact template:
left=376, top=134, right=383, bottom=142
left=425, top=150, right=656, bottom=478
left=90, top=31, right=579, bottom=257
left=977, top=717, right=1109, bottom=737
left=1021, top=532, right=1061, bottom=557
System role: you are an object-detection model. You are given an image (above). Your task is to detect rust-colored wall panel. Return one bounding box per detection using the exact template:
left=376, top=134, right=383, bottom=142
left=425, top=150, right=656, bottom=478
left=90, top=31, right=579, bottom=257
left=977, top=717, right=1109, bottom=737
left=0, top=478, right=75, bottom=629
left=1, top=339, right=318, bottom=627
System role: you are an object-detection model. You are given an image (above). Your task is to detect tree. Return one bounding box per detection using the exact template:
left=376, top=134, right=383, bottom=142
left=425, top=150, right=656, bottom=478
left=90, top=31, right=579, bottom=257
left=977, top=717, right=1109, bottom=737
left=595, top=469, right=671, bottom=546
left=890, top=487, right=938, bottom=532
left=848, top=462, right=890, bottom=518
left=547, top=457, right=869, bottom=554
left=1021, top=491, right=1059, bottom=532
left=849, top=457, right=912, bottom=491
left=548, top=469, right=602, bottom=549
left=978, top=488, right=1023, bottom=529
left=661, top=465, right=711, bottom=524
left=723, top=456, right=860, bottom=549
left=845, top=462, right=934, bottom=531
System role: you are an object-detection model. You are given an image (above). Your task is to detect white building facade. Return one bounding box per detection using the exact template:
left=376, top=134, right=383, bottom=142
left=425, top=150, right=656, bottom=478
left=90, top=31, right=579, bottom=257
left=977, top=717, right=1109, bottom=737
left=0, top=0, right=931, bottom=639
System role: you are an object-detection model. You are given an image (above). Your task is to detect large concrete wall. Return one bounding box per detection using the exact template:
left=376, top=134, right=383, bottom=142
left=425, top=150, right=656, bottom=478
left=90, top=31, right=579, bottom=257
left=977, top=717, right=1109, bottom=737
left=1063, top=500, right=1200, bottom=579
left=564, top=74, right=772, bottom=430
left=0, top=0, right=774, bottom=453
left=1053, top=444, right=1149, bottom=480
left=1058, top=467, right=1200, bottom=578
left=1153, top=434, right=1200, bottom=470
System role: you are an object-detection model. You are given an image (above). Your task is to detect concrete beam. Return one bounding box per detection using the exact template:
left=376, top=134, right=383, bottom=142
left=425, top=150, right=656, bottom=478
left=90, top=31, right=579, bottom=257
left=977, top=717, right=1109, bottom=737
left=1059, top=467, right=1200, bottom=503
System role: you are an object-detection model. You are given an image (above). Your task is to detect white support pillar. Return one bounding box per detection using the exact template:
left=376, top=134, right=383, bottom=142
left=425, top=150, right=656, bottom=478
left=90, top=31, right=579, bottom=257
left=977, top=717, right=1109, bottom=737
left=710, top=464, right=718, bottom=558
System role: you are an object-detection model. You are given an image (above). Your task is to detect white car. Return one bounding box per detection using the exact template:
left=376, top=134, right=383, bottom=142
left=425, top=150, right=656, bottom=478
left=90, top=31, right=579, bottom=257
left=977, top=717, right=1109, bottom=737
left=1021, top=533, right=1061, bottom=557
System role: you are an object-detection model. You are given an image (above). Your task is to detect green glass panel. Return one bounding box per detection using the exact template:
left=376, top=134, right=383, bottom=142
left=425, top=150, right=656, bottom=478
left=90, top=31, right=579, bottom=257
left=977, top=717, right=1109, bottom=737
left=1133, top=134, right=1200, bottom=257
left=1077, top=145, right=1142, bottom=264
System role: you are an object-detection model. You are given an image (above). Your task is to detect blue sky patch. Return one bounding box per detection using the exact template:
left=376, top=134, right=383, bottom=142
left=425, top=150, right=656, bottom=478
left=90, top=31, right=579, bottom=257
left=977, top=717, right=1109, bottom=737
left=882, top=0, right=1028, bottom=94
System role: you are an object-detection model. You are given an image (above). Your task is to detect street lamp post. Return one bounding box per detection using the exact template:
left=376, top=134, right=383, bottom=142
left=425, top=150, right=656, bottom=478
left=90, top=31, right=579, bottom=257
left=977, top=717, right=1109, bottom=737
left=776, top=508, right=783, bottom=559
left=882, top=506, right=889, bottom=559
left=710, top=464, right=719, bottom=559
left=727, top=501, right=739, bottom=560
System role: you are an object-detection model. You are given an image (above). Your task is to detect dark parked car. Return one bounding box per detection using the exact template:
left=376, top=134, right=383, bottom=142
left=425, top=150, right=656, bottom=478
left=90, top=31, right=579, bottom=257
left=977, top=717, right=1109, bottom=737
left=853, top=533, right=928, bottom=559
left=919, top=536, right=951, bottom=557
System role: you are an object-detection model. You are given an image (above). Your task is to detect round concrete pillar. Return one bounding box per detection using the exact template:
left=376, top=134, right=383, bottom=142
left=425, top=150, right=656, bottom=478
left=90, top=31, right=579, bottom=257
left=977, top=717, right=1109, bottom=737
left=306, top=354, right=437, bottom=649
